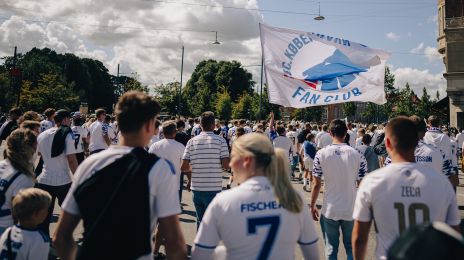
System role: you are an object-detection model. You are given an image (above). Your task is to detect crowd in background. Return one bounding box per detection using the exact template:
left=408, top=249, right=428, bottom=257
left=0, top=92, right=463, bottom=259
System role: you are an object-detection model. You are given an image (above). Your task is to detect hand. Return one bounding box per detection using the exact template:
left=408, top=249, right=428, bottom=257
left=186, top=181, right=191, bottom=192
left=310, top=205, right=319, bottom=221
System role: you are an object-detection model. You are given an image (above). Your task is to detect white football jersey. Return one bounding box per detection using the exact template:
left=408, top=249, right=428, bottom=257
left=423, top=128, right=455, bottom=169
left=194, top=176, right=319, bottom=260
left=0, top=161, right=35, bottom=228
left=384, top=140, right=452, bottom=176
left=0, top=225, right=50, bottom=260
left=39, top=120, right=53, bottom=133
left=71, top=125, right=88, bottom=153
left=272, top=136, right=293, bottom=159
left=347, top=129, right=356, bottom=147
left=88, top=120, right=109, bottom=152
left=312, top=143, right=367, bottom=220
left=285, top=131, right=298, bottom=155
left=353, top=162, right=460, bottom=260
left=315, top=131, right=332, bottom=149
left=455, top=132, right=464, bottom=149
left=37, top=127, right=76, bottom=186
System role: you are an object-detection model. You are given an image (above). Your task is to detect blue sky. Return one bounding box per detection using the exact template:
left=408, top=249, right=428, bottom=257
left=0, top=0, right=446, bottom=97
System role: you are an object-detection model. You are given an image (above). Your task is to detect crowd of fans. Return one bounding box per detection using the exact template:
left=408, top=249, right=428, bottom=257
left=0, top=91, right=463, bottom=259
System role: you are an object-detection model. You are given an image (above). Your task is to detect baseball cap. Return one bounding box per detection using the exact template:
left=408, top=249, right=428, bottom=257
left=388, top=222, right=464, bottom=260
left=54, top=109, right=71, bottom=122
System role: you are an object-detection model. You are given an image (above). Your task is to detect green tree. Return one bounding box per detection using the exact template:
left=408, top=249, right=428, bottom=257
left=153, top=82, right=180, bottom=115
left=381, top=66, right=398, bottom=119
left=435, top=90, right=440, bottom=102
left=342, top=102, right=357, bottom=119
left=182, top=59, right=254, bottom=116
left=215, top=90, right=233, bottom=121
left=19, top=73, right=79, bottom=112
left=232, top=92, right=254, bottom=119
left=417, top=87, right=433, bottom=119
left=396, top=83, right=416, bottom=116
left=362, top=102, right=378, bottom=123
left=115, top=75, right=149, bottom=95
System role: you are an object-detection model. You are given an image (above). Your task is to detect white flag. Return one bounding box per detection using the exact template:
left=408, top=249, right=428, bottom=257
left=260, top=23, right=391, bottom=108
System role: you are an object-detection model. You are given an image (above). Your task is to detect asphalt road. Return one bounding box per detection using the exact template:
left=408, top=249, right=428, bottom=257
left=49, top=171, right=464, bottom=259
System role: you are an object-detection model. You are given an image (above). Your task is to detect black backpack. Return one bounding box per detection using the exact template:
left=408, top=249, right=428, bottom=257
left=74, top=147, right=159, bottom=260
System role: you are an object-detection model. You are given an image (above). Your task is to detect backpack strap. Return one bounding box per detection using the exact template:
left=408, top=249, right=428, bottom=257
left=0, top=172, right=23, bottom=217
left=76, top=147, right=159, bottom=246
left=6, top=227, right=13, bottom=260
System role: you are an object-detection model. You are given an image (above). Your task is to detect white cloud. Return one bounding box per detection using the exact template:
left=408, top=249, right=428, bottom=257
left=0, top=0, right=263, bottom=87
left=386, top=32, right=400, bottom=41
left=424, top=46, right=442, bottom=63
left=407, top=32, right=412, bottom=37
left=410, top=42, right=424, bottom=54
left=392, top=67, right=446, bottom=98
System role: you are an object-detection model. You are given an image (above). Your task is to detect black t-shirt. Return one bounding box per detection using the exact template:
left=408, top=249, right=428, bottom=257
left=175, top=132, right=190, bottom=146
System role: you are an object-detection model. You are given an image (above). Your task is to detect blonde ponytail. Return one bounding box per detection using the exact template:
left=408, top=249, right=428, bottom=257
left=265, top=148, right=303, bottom=213
left=232, top=133, right=303, bottom=213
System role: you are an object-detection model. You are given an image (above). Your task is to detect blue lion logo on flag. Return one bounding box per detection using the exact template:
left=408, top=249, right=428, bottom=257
left=302, top=50, right=368, bottom=91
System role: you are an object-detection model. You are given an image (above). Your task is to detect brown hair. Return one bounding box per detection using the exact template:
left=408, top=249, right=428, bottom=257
left=12, top=188, right=51, bottom=221
left=115, top=91, right=161, bottom=134
left=3, top=129, right=37, bottom=179
left=385, top=117, right=418, bottom=153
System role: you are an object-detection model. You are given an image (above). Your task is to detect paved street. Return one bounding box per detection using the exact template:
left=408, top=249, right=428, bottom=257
left=51, top=171, right=464, bottom=259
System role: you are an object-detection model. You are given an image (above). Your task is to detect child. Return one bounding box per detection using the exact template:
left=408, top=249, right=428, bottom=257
left=0, top=188, right=51, bottom=259
left=301, top=133, right=317, bottom=192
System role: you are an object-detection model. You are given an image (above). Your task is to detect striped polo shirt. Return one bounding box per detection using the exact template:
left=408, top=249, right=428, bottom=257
left=182, top=131, right=229, bottom=191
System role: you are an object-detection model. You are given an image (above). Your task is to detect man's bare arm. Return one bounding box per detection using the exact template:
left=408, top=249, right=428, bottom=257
left=53, top=211, right=81, bottom=260
left=158, top=215, right=187, bottom=260
left=352, top=220, right=371, bottom=260
left=66, top=154, right=78, bottom=174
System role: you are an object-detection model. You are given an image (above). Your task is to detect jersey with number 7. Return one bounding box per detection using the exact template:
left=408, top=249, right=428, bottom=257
left=353, top=162, right=460, bottom=259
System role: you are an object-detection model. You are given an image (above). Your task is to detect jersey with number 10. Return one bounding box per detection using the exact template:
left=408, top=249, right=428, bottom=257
left=353, top=162, right=459, bottom=259
left=194, top=176, right=318, bottom=260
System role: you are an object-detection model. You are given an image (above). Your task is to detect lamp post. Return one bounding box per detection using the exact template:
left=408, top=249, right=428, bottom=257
left=314, top=2, right=325, bottom=21
left=179, top=46, right=184, bottom=116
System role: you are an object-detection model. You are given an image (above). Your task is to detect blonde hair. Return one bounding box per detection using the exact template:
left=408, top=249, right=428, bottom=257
left=3, top=129, right=37, bottom=179
left=12, top=188, right=51, bottom=221
left=232, top=133, right=303, bottom=213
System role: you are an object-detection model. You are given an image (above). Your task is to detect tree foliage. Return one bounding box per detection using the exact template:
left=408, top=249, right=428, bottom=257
left=19, top=73, right=79, bottom=112
left=342, top=102, right=357, bottom=118
left=153, top=82, right=180, bottom=115
left=395, top=83, right=416, bottom=116
left=232, top=92, right=254, bottom=119
left=0, top=47, right=145, bottom=113
left=215, top=91, right=233, bottom=121
left=417, top=87, right=433, bottom=119
left=182, top=59, right=254, bottom=116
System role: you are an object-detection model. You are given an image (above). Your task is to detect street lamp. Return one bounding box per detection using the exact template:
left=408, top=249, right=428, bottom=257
left=212, top=31, right=221, bottom=45
left=314, top=2, right=325, bottom=21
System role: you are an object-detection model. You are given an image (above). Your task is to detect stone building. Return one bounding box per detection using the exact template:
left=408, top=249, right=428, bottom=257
left=438, top=0, right=464, bottom=128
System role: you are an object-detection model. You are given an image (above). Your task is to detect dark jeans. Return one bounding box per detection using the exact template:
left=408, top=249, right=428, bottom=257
left=192, top=190, right=220, bottom=229
left=320, top=215, right=354, bottom=260
left=36, top=183, right=72, bottom=236
left=76, top=152, right=85, bottom=165
left=179, top=172, right=185, bottom=203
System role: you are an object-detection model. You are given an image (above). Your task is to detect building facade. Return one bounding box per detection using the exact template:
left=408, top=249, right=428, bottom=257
left=438, top=0, right=464, bottom=128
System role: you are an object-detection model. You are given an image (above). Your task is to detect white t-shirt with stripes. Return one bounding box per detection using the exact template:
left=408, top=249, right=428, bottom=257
left=312, top=143, right=367, bottom=220
left=37, top=127, right=76, bottom=186
left=182, top=132, right=229, bottom=192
